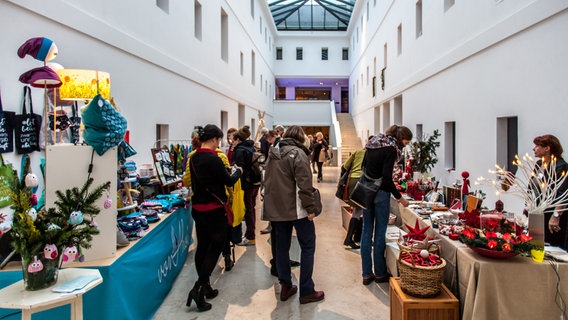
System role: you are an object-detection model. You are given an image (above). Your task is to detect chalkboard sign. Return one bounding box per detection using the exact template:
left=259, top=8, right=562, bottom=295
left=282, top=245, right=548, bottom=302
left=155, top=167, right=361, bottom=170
left=14, top=86, right=42, bottom=154
left=0, top=90, right=15, bottom=153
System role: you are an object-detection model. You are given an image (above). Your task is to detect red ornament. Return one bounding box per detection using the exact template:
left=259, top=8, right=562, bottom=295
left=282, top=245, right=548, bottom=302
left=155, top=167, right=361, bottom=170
left=461, top=171, right=470, bottom=195
left=404, top=220, right=430, bottom=241
left=448, top=233, right=459, bottom=241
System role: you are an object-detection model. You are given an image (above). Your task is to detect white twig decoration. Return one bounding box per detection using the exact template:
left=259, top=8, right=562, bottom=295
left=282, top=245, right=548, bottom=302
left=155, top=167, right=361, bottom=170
left=476, top=154, right=568, bottom=214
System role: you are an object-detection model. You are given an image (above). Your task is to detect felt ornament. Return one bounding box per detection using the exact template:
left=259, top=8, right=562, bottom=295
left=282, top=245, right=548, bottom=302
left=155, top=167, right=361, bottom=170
left=27, top=256, right=44, bottom=273
left=27, top=208, right=37, bottom=221
left=46, top=223, right=61, bottom=231
left=30, top=193, right=38, bottom=206
left=404, top=219, right=430, bottom=241
left=104, top=192, right=112, bottom=209
left=68, top=210, right=83, bottom=225
left=62, top=246, right=79, bottom=262
left=462, top=171, right=470, bottom=195
left=43, top=244, right=58, bottom=260
left=25, top=173, right=39, bottom=188
left=17, top=37, right=58, bottom=62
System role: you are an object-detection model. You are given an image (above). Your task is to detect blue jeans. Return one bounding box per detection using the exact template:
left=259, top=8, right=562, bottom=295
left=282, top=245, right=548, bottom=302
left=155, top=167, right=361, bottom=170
left=272, top=218, right=316, bottom=297
left=361, top=190, right=391, bottom=278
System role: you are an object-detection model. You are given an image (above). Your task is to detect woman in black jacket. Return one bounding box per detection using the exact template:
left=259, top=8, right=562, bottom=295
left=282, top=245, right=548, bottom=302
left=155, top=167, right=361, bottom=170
left=186, top=124, right=242, bottom=312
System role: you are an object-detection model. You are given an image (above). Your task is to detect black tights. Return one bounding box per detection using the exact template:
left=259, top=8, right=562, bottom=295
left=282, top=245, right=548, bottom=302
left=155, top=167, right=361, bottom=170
left=192, top=207, right=227, bottom=285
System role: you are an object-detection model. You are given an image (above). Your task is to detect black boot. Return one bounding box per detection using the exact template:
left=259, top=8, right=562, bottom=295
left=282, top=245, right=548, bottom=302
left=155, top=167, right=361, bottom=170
left=352, top=218, right=362, bottom=243
left=203, top=283, right=219, bottom=299
left=186, top=282, right=212, bottom=311
left=224, top=254, right=234, bottom=272
left=343, top=218, right=361, bottom=249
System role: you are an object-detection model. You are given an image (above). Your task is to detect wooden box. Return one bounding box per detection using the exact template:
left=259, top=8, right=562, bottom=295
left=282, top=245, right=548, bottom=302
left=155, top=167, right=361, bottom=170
left=390, top=277, right=459, bottom=320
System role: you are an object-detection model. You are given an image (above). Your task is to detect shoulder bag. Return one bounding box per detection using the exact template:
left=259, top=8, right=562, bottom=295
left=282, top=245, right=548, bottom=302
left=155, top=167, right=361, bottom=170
left=349, top=168, right=383, bottom=210
left=0, top=89, right=15, bottom=153
left=190, top=159, right=234, bottom=226
left=14, top=86, right=42, bottom=154
left=335, top=160, right=353, bottom=202
left=312, top=187, right=323, bottom=216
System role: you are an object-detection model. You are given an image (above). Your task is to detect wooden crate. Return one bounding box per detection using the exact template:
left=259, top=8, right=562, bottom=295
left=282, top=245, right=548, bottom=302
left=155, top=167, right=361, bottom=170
left=390, top=277, right=459, bottom=320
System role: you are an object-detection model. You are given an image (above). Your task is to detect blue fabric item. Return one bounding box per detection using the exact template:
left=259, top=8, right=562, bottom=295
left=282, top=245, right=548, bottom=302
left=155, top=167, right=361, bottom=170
left=82, top=94, right=127, bottom=156
left=361, top=190, right=390, bottom=278
left=153, top=194, right=186, bottom=212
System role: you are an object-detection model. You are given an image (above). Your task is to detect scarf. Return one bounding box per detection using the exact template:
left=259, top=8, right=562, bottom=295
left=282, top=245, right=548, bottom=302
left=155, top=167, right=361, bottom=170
left=366, top=133, right=402, bottom=161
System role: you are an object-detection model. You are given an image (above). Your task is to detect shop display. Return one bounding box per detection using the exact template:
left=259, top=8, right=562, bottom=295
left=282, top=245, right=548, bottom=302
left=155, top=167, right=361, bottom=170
left=397, top=245, right=446, bottom=298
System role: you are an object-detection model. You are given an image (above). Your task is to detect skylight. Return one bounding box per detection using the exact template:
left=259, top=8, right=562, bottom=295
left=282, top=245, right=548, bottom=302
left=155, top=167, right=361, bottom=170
left=268, top=0, right=355, bottom=31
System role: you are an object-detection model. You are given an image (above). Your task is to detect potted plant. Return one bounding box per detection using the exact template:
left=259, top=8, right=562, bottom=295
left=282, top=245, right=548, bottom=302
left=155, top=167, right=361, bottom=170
left=7, top=176, right=110, bottom=290
left=409, top=129, right=441, bottom=177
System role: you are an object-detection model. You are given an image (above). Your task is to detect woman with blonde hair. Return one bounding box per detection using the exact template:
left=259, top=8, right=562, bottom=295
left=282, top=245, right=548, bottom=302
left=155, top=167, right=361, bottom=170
left=311, top=132, right=328, bottom=183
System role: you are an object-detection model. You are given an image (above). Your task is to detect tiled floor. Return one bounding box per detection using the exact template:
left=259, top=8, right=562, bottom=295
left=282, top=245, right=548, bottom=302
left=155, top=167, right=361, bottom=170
left=153, top=167, right=391, bottom=319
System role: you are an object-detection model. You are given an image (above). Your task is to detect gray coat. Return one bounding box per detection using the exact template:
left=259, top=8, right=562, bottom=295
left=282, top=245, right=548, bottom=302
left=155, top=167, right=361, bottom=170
left=262, top=138, right=317, bottom=221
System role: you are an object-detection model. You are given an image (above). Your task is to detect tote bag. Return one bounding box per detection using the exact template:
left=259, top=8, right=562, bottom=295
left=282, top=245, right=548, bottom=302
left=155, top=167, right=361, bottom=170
left=14, top=86, right=42, bottom=154
left=231, top=179, right=246, bottom=227
left=0, top=89, right=15, bottom=153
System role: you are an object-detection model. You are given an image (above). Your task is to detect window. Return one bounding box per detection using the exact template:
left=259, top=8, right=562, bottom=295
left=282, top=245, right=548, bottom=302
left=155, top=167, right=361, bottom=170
left=384, top=43, right=388, bottom=67
left=251, top=50, right=256, bottom=85
left=444, top=0, right=455, bottom=12
left=260, top=17, right=263, bottom=34
left=342, top=48, right=349, bottom=60
left=372, top=76, right=376, bottom=97
left=156, top=124, right=169, bottom=144
left=397, top=24, right=402, bottom=56
left=321, top=47, right=328, bottom=60
left=240, top=51, right=244, bottom=76
left=265, top=28, right=267, bottom=43
left=250, top=0, right=254, bottom=18
left=393, top=96, right=402, bottom=124
left=296, top=47, right=303, bottom=60
left=276, top=47, right=283, bottom=60
left=260, top=75, right=263, bottom=92
left=265, top=80, right=268, bottom=96
left=366, top=66, right=369, bottom=85
left=444, top=121, right=456, bottom=169
left=366, top=1, right=370, bottom=21
left=416, top=0, right=423, bottom=38
left=156, top=0, right=169, bottom=13
left=356, top=27, right=359, bottom=43
left=416, top=124, right=423, bottom=139
left=194, top=0, right=202, bottom=40
left=382, top=102, right=390, bottom=132
left=221, top=9, right=228, bottom=62
left=497, top=117, right=518, bottom=173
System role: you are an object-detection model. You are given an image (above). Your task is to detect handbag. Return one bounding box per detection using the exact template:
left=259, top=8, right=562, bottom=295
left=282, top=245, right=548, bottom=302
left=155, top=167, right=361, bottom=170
left=0, top=89, right=15, bottom=153
left=312, top=187, right=323, bottom=216
left=14, top=86, right=42, bottom=154
left=335, top=161, right=353, bottom=202
left=349, top=169, right=383, bottom=210
left=69, top=102, right=81, bottom=144
left=0, top=154, right=16, bottom=208
left=190, top=159, right=234, bottom=226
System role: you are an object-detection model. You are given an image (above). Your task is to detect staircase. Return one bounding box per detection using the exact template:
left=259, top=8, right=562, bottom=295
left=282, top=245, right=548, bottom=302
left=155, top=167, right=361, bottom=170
left=336, top=113, right=362, bottom=164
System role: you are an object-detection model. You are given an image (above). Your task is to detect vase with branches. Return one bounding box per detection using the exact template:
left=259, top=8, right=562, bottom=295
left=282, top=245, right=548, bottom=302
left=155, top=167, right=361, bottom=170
left=410, top=129, right=441, bottom=174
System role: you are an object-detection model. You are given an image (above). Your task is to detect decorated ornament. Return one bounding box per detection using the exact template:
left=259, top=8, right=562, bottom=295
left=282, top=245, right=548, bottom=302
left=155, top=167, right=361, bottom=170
left=68, top=210, right=83, bottom=225
left=27, top=208, right=37, bottom=221
left=25, top=173, right=39, bottom=188
left=420, top=249, right=430, bottom=258
left=62, top=246, right=79, bottom=262
left=47, top=223, right=61, bottom=231
left=27, top=256, right=44, bottom=273
left=461, top=171, right=470, bottom=195
left=104, top=192, right=112, bottom=209
left=30, top=193, right=38, bottom=206
left=43, top=244, right=58, bottom=260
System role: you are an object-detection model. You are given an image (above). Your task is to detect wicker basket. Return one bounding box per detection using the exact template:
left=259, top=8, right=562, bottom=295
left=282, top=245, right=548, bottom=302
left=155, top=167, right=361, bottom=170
left=397, top=248, right=446, bottom=298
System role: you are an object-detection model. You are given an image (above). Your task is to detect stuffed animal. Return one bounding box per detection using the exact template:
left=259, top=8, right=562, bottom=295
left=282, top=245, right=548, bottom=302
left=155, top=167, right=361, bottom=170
left=62, top=246, right=79, bottom=262
left=25, top=173, right=39, bottom=188
left=43, top=244, right=58, bottom=260
left=27, top=256, right=44, bottom=273
left=68, top=210, right=84, bottom=225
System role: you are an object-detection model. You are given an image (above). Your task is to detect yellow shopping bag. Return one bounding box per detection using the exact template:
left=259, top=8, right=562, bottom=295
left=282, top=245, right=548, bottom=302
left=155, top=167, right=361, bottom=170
left=231, top=179, right=245, bottom=227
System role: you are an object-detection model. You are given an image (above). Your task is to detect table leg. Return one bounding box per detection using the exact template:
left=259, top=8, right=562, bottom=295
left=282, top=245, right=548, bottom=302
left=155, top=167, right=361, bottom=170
left=21, top=309, right=32, bottom=320
left=70, top=295, right=83, bottom=320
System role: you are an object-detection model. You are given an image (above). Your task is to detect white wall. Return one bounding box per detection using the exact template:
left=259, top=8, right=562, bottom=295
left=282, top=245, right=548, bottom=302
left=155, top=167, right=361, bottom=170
left=0, top=0, right=276, bottom=168
left=349, top=0, right=568, bottom=213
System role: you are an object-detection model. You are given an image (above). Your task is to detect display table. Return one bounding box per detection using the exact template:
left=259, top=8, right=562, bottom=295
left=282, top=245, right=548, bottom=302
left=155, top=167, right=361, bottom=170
left=0, top=207, right=193, bottom=320
left=0, top=268, right=102, bottom=320
left=457, top=248, right=568, bottom=320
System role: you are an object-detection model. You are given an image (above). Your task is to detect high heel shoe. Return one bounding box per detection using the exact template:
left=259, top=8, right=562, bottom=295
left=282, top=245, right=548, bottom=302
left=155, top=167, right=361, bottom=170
left=186, top=283, right=212, bottom=311
left=343, top=239, right=360, bottom=249
left=203, top=283, right=219, bottom=299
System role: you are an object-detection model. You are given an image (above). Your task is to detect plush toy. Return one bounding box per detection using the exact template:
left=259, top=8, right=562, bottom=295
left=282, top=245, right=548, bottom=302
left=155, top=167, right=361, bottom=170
left=62, top=246, right=79, bottom=262
left=43, top=244, right=58, bottom=260
left=27, top=256, right=44, bottom=273
left=461, top=171, right=470, bottom=195
left=17, top=37, right=58, bottom=62
left=47, top=223, right=61, bottom=231
left=68, top=210, right=84, bottom=225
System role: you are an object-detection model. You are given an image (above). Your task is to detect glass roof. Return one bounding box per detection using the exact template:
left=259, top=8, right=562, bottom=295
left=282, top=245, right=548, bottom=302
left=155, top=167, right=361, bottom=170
left=268, top=0, right=356, bottom=31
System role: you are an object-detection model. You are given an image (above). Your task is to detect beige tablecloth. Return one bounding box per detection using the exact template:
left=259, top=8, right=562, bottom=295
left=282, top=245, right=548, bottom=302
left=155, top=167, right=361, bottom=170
left=458, top=248, right=568, bottom=320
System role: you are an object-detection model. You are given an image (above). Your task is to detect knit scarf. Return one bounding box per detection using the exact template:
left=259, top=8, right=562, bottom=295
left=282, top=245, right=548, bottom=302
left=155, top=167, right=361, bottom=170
left=365, top=133, right=402, bottom=161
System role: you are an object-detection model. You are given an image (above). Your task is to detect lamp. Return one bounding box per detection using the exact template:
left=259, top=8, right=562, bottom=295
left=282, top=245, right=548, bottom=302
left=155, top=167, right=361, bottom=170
left=57, top=69, right=111, bottom=101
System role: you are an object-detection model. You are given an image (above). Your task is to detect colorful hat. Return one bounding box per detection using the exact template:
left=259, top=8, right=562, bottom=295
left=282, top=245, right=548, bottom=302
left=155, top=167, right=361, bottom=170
left=19, top=66, right=62, bottom=88
left=17, top=37, right=58, bottom=62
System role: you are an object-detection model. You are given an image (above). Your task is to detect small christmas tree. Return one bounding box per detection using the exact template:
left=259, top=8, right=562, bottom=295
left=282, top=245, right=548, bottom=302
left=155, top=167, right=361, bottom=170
left=410, top=129, right=441, bottom=174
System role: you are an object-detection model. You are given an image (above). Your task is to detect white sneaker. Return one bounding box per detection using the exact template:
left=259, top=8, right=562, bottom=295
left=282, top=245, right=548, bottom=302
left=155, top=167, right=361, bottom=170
left=237, top=237, right=256, bottom=246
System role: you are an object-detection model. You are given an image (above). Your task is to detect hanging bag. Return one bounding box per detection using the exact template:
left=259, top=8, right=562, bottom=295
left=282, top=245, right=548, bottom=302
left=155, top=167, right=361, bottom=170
left=0, top=89, right=15, bottom=153
left=349, top=168, right=383, bottom=210
left=69, top=101, right=81, bottom=144
left=0, top=154, right=16, bottom=208
left=14, top=86, right=42, bottom=154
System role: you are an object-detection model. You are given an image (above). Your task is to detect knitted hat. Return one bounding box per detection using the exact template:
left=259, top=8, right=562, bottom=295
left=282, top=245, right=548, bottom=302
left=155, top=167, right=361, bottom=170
left=198, top=124, right=224, bottom=142
left=234, top=125, right=251, bottom=141
left=19, top=66, right=62, bottom=88
left=17, top=37, right=58, bottom=62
